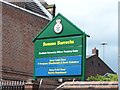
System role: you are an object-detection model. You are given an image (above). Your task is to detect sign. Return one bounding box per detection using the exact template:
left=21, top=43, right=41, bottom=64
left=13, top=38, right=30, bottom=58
left=34, top=36, right=83, bottom=77
left=33, top=13, right=89, bottom=80
left=35, top=56, right=82, bottom=76
left=34, top=36, right=82, bottom=58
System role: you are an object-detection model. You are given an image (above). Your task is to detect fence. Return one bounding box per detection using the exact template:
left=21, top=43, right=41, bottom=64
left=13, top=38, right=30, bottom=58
left=55, top=81, right=118, bottom=90
left=0, top=80, right=119, bottom=90
left=0, top=80, right=25, bottom=90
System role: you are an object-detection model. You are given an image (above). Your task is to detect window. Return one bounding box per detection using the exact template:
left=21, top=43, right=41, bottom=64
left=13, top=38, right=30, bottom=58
left=91, top=61, right=93, bottom=65
left=98, top=63, right=100, bottom=66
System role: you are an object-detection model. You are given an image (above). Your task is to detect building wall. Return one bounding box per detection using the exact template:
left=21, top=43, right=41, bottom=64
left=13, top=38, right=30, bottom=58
left=1, top=2, right=49, bottom=80
left=86, top=55, right=114, bottom=78
left=0, top=2, right=2, bottom=79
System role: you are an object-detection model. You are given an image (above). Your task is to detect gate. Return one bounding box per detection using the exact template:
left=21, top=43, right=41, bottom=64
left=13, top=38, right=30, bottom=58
left=0, top=80, right=25, bottom=90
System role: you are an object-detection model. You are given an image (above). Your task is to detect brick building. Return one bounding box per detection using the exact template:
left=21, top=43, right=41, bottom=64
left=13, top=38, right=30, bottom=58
left=86, top=48, right=115, bottom=78
left=0, top=0, right=55, bottom=81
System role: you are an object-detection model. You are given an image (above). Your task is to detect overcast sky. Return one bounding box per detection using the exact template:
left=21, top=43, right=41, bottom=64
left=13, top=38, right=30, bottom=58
left=45, top=0, right=119, bottom=73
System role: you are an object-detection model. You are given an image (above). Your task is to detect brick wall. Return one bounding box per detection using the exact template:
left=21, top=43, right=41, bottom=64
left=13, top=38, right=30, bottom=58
left=0, top=2, right=2, bottom=79
left=1, top=2, right=49, bottom=80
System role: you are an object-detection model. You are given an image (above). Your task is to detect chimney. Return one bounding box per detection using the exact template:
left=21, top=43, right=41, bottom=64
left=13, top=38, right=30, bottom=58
left=92, top=47, right=99, bottom=56
left=47, top=4, right=56, bottom=18
left=38, top=0, right=56, bottom=18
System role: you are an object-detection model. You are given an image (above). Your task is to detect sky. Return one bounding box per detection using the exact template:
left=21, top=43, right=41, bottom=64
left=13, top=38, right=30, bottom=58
left=45, top=0, right=119, bottom=73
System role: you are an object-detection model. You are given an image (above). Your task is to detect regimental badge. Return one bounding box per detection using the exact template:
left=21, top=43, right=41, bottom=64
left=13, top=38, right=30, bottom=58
left=54, top=19, right=63, bottom=34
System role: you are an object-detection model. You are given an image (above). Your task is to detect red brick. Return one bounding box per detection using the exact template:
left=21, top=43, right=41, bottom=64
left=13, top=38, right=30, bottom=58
left=1, top=2, right=49, bottom=81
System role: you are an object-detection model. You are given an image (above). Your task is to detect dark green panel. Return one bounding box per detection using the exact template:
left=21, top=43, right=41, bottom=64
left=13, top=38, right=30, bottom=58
left=37, top=14, right=82, bottom=38
left=34, top=46, right=82, bottom=58
left=35, top=36, right=82, bottom=49
left=33, top=13, right=88, bottom=41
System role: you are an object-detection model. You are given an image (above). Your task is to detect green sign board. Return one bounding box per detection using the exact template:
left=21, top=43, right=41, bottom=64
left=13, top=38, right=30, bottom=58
left=34, top=36, right=82, bottom=58
left=33, top=13, right=89, bottom=80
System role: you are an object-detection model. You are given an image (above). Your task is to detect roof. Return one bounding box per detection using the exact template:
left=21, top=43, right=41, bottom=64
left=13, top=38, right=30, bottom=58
left=33, top=13, right=89, bottom=42
left=86, top=55, right=92, bottom=59
left=86, top=54, right=115, bottom=73
left=1, top=0, right=52, bottom=20
left=25, top=2, right=48, bottom=17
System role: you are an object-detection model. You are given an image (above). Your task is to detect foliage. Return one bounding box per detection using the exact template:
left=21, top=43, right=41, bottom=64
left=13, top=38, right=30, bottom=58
left=86, top=74, right=118, bottom=81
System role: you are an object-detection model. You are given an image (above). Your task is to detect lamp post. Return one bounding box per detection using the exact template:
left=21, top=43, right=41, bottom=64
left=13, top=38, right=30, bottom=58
left=101, top=42, right=107, bottom=60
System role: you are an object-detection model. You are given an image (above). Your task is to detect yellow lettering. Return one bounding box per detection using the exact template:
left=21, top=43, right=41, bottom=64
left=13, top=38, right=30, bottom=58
left=43, top=42, right=56, bottom=46
left=57, top=40, right=74, bottom=45
left=43, top=40, right=74, bottom=47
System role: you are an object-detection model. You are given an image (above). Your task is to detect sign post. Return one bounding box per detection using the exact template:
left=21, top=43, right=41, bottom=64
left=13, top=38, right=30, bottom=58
left=33, top=13, right=89, bottom=80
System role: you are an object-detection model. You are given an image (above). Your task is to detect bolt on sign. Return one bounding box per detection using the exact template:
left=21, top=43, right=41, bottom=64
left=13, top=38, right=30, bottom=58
left=33, top=13, right=89, bottom=80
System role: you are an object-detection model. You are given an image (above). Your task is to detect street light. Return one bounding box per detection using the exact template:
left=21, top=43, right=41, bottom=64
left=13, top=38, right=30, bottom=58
left=101, top=42, right=107, bottom=60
